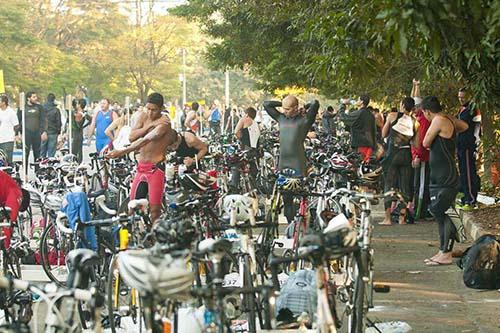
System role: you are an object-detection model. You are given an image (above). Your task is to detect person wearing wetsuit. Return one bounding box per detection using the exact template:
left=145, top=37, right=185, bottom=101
left=88, top=98, right=118, bottom=153
left=263, top=95, right=319, bottom=223
left=231, top=107, right=261, bottom=188
left=380, top=97, right=419, bottom=225
left=167, top=130, right=208, bottom=170
left=422, top=96, right=468, bottom=266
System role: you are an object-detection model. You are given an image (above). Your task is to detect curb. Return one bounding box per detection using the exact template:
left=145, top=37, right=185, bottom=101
left=461, top=211, right=486, bottom=241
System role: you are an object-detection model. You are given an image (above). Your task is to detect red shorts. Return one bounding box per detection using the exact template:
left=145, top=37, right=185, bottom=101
left=358, top=147, right=373, bottom=163
left=130, top=162, right=165, bottom=206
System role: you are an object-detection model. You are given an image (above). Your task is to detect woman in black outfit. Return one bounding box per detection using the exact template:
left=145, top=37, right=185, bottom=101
left=422, top=96, right=468, bottom=266
left=380, top=97, right=419, bottom=225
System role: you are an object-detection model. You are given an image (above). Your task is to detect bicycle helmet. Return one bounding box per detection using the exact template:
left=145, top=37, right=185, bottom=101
left=117, top=249, right=193, bottom=300
left=0, top=149, right=8, bottom=167
left=153, top=214, right=197, bottom=248
left=222, top=194, right=258, bottom=223
left=358, top=162, right=382, bottom=182
left=277, top=175, right=303, bottom=192
left=330, top=152, right=351, bottom=170
left=179, top=172, right=216, bottom=192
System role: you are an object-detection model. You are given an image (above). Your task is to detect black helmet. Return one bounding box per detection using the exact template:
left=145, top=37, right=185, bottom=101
left=154, top=214, right=197, bottom=248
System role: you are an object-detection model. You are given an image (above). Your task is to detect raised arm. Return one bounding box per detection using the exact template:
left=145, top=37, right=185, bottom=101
left=263, top=100, right=282, bottom=121
left=305, top=100, right=320, bottom=127
left=382, top=112, right=396, bottom=138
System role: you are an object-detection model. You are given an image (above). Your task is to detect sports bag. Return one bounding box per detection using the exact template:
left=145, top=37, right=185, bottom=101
left=457, top=234, right=500, bottom=290
left=276, top=269, right=317, bottom=317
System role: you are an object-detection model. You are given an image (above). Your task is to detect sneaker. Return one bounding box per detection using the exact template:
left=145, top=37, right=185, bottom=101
left=461, top=204, right=472, bottom=212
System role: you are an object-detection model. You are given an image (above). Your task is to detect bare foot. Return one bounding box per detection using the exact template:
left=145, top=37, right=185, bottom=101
left=426, top=252, right=453, bottom=265
left=424, top=251, right=442, bottom=263
left=399, top=209, right=407, bottom=225
left=378, top=219, right=392, bottom=226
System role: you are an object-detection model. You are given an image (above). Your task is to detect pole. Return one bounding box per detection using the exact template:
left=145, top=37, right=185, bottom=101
left=125, top=96, right=131, bottom=127
left=225, top=70, right=231, bottom=133
left=182, top=48, right=187, bottom=108
left=19, top=92, right=26, bottom=181
left=66, top=95, right=72, bottom=156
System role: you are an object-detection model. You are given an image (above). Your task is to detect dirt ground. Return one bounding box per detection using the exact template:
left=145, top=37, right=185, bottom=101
left=468, top=204, right=500, bottom=237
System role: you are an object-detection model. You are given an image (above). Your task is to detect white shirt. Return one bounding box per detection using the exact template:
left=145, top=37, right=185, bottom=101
left=0, top=106, right=19, bottom=143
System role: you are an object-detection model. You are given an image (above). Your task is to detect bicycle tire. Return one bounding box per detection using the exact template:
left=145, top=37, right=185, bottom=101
left=78, top=235, right=115, bottom=330
left=243, top=255, right=257, bottom=333
left=351, top=250, right=367, bottom=333
left=40, top=222, right=73, bottom=286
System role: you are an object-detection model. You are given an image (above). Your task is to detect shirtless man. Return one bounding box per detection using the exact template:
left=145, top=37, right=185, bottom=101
left=106, top=93, right=175, bottom=222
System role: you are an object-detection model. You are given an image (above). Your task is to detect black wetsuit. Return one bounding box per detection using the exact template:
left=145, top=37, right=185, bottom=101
left=176, top=134, right=198, bottom=158
left=263, top=100, right=319, bottom=176
left=263, top=100, right=319, bottom=223
left=429, top=118, right=459, bottom=253
left=383, top=112, right=415, bottom=209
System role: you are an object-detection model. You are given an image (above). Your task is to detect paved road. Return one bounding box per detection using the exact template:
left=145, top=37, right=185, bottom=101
left=370, top=209, right=500, bottom=333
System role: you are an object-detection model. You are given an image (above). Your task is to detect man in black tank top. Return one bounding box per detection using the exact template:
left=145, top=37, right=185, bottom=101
left=421, top=96, right=468, bottom=266
left=167, top=130, right=208, bottom=169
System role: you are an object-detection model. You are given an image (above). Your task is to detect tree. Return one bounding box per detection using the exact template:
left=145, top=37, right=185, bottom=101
left=174, top=0, right=499, bottom=184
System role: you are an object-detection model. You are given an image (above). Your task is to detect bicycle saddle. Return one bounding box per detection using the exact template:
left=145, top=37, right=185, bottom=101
left=87, top=189, right=106, bottom=198
left=128, top=198, right=149, bottom=211
left=66, top=248, right=100, bottom=270
left=198, top=238, right=232, bottom=255
left=298, top=234, right=324, bottom=258
left=118, top=249, right=193, bottom=300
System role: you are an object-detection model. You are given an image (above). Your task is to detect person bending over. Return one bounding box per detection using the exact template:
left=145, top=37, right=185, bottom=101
left=167, top=130, right=208, bottom=170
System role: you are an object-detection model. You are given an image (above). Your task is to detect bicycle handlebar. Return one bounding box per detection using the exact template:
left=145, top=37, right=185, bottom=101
left=0, top=276, right=95, bottom=302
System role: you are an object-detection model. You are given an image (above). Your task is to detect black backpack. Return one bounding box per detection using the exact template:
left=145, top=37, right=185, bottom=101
left=457, top=234, right=500, bottom=290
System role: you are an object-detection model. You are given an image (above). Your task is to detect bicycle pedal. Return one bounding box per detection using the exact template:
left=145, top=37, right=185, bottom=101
left=373, top=284, right=390, bottom=293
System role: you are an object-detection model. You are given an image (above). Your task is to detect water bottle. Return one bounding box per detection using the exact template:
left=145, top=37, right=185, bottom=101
left=178, top=164, right=187, bottom=176
left=204, top=310, right=216, bottom=332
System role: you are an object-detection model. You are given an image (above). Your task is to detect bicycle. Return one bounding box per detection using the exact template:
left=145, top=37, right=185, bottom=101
left=0, top=249, right=105, bottom=333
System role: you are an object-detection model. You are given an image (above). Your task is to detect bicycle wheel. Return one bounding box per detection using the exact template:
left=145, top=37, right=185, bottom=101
left=78, top=235, right=115, bottom=330
left=107, top=255, right=143, bottom=333
left=351, top=250, right=367, bottom=333
left=40, top=222, right=73, bottom=286
left=242, top=255, right=257, bottom=333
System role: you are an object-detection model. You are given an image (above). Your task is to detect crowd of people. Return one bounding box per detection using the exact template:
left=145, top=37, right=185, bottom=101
left=0, top=78, right=483, bottom=267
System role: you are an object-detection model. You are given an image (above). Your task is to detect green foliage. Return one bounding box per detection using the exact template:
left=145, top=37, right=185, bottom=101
left=0, top=0, right=261, bottom=106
